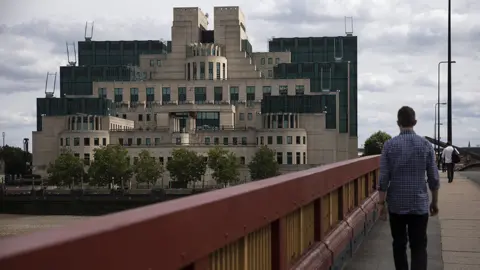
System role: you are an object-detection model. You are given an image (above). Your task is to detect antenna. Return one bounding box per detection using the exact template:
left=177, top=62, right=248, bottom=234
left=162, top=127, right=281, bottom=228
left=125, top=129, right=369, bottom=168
left=44, top=72, right=57, bottom=98
left=345, top=17, right=354, bottom=36
left=2, top=132, right=5, bottom=147
left=66, top=42, right=77, bottom=66
left=84, top=21, right=95, bottom=41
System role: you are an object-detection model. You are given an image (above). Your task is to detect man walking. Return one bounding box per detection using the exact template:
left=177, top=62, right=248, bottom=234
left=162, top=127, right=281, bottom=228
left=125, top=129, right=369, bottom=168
left=442, top=142, right=459, bottom=183
left=377, top=106, right=440, bottom=270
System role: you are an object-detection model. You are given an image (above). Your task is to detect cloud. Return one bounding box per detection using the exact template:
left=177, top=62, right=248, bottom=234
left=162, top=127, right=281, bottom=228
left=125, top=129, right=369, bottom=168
left=1, top=0, right=480, bottom=149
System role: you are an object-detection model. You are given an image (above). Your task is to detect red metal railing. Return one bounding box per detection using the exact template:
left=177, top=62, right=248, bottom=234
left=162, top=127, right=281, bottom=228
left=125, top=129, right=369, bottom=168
left=0, top=155, right=380, bottom=270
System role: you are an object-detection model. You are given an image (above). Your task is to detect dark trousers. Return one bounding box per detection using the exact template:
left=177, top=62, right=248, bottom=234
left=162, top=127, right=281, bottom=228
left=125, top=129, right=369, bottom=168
left=389, top=213, right=429, bottom=270
left=446, top=163, right=455, bottom=182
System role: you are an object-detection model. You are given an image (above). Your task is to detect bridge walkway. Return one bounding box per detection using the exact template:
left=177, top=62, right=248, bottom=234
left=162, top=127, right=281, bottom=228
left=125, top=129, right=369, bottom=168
left=345, top=172, right=480, bottom=270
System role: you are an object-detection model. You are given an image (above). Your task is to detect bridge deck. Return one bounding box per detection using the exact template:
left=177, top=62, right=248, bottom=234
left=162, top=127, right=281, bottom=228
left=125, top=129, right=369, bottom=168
left=345, top=172, right=480, bottom=270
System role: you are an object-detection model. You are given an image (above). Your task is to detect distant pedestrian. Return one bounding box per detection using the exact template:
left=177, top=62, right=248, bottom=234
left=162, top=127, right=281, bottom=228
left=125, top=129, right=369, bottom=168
left=442, top=142, right=460, bottom=183
left=377, top=106, right=440, bottom=270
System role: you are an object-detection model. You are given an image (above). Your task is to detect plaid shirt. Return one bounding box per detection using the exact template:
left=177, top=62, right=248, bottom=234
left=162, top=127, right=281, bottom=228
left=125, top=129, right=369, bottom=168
left=379, top=130, right=440, bottom=215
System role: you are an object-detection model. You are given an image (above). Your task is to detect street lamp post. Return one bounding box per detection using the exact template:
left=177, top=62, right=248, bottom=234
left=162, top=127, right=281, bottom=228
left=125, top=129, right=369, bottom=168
left=435, top=102, right=446, bottom=167
left=437, top=60, right=455, bottom=156
left=447, top=0, right=452, bottom=144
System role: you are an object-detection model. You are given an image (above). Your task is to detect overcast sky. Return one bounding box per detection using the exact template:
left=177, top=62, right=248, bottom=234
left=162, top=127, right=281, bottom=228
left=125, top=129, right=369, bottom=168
left=0, top=0, right=479, bottom=149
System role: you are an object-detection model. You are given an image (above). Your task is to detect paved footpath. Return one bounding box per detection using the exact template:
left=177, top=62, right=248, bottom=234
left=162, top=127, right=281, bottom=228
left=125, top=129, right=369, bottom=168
left=344, top=172, right=480, bottom=270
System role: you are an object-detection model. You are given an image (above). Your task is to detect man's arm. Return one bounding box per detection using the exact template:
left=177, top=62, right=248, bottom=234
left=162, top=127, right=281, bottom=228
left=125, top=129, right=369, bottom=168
left=427, top=144, right=440, bottom=204
left=441, top=148, right=446, bottom=160
left=378, top=142, right=390, bottom=204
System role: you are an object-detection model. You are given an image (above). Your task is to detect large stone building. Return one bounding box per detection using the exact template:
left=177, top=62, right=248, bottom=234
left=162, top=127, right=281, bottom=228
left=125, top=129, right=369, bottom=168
left=32, top=6, right=358, bottom=185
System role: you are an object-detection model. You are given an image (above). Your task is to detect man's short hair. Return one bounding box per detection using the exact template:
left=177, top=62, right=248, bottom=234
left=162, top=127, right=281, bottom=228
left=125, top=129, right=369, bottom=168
left=397, top=106, right=416, bottom=127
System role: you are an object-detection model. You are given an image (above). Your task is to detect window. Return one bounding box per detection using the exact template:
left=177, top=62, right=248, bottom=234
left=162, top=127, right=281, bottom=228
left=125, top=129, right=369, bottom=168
left=240, top=157, right=246, bottom=165
left=205, top=137, right=211, bottom=145
left=130, top=88, right=139, bottom=102
left=287, top=152, right=293, bottom=164
left=296, top=136, right=301, bottom=144
left=200, top=62, right=205, bottom=79
left=230, top=87, right=239, bottom=104
left=260, top=136, right=264, bottom=145
left=279, top=85, right=288, bottom=95
left=295, top=85, right=305, bottom=95
left=287, top=136, right=292, bottom=144
left=157, top=60, right=162, bottom=66
left=214, top=137, right=219, bottom=145
left=176, top=137, right=181, bottom=145
left=239, top=113, right=245, bottom=121
left=84, top=153, right=90, bottom=165
left=162, top=87, right=171, bottom=104
left=122, top=114, right=127, bottom=119
left=247, top=113, right=253, bottom=120
left=262, top=86, right=272, bottom=96
left=194, top=87, right=206, bottom=104
left=268, top=58, right=272, bottom=64
left=138, top=114, right=143, bottom=121
left=94, top=138, right=99, bottom=146
left=136, top=138, right=142, bottom=146
left=178, top=87, right=186, bottom=103
left=149, top=59, right=154, bottom=67
left=241, top=137, right=247, bottom=145
left=296, top=152, right=301, bottom=164
left=127, top=138, right=133, bottom=146
left=275, top=58, right=280, bottom=64
left=276, top=136, right=283, bottom=144
left=155, top=138, right=160, bottom=145
left=222, top=63, right=226, bottom=78
left=146, top=114, right=151, bottom=121
left=303, top=152, right=307, bottom=164
left=276, top=152, right=283, bottom=164
left=114, top=88, right=123, bottom=102
left=74, top=153, right=79, bottom=158
left=267, top=136, right=273, bottom=144
left=261, top=58, right=265, bottom=65
left=83, top=137, right=90, bottom=146
left=187, top=63, right=191, bottom=80
left=303, top=136, right=306, bottom=144
left=65, top=138, right=70, bottom=146
left=159, top=157, right=164, bottom=165
left=146, top=87, right=155, bottom=102
left=216, top=62, right=221, bottom=79
left=246, top=86, right=255, bottom=106
left=193, top=62, right=197, bottom=80
left=214, top=87, right=223, bottom=103
left=146, top=138, right=151, bottom=146
left=268, top=70, right=273, bottom=78
left=98, top=88, right=107, bottom=98
left=134, top=157, right=139, bottom=165
left=60, top=138, right=63, bottom=146
left=223, top=137, right=229, bottom=145
left=208, top=62, right=214, bottom=80
left=232, top=137, right=238, bottom=145
left=119, top=138, right=124, bottom=145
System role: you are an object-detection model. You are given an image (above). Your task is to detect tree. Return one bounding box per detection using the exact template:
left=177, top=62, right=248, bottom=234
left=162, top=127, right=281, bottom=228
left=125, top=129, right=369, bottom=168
left=166, top=148, right=207, bottom=185
left=46, top=149, right=85, bottom=188
left=363, top=131, right=392, bottom=156
left=88, top=145, right=132, bottom=188
left=134, top=149, right=164, bottom=188
left=0, top=145, right=32, bottom=175
left=248, top=146, right=280, bottom=181
left=207, top=146, right=240, bottom=186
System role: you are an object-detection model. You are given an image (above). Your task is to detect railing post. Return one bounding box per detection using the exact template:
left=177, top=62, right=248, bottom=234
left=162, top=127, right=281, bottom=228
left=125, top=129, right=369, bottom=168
left=338, top=185, right=345, bottom=219
left=271, top=218, right=287, bottom=270
left=314, top=197, right=324, bottom=241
